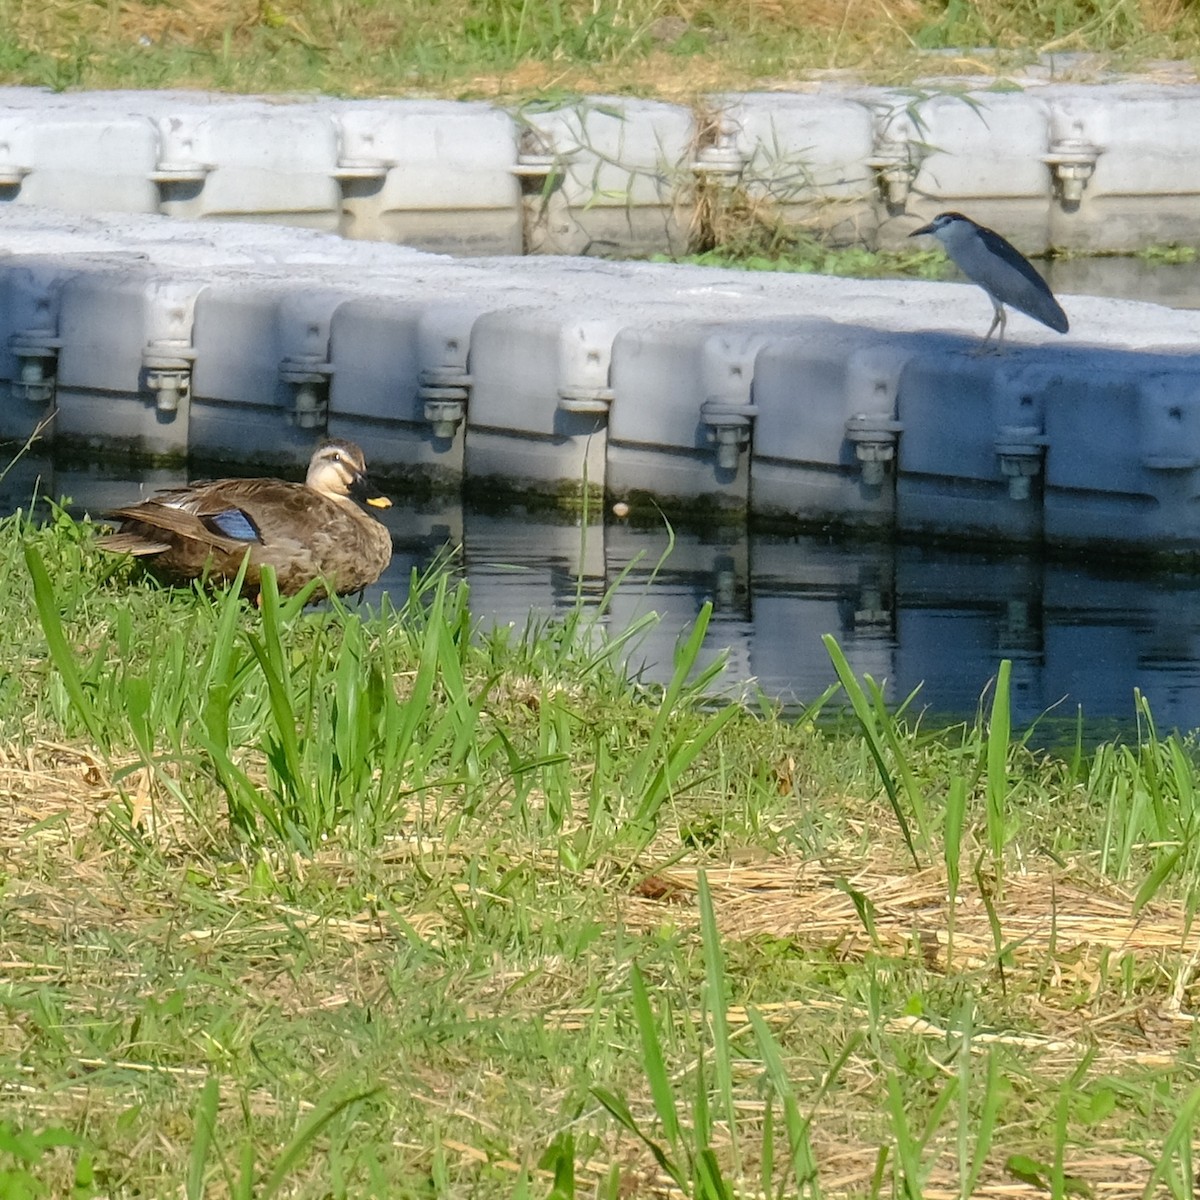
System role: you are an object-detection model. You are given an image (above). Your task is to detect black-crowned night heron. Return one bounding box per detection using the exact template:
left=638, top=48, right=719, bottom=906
left=909, top=212, right=1069, bottom=349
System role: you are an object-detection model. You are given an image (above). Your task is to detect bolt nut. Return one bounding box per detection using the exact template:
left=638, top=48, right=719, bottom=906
left=424, top=399, right=466, bottom=439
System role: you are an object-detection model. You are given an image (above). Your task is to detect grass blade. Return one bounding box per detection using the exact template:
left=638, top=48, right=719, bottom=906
left=697, top=870, right=739, bottom=1179
left=25, top=543, right=105, bottom=749
left=591, top=1086, right=688, bottom=1192
left=823, top=633, right=920, bottom=867
left=1144, top=1084, right=1200, bottom=1200
left=186, top=1077, right=220, bottom=1200
left=259, top=1088, right=380, bottom=1199
left=630, top=964, right=683, bottom=1147
left=628, top=602, right=715, bottom=799
left=985, top=660, right=1012, bottom=892
left=748, top=1009, right=823, bottom=1198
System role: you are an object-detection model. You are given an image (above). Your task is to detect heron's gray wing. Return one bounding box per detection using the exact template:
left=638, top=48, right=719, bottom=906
left=975, top=225, right=1069, bottom=332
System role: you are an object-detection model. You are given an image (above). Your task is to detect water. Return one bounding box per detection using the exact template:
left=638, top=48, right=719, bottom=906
left=15, top=452, right=1200, bottom=747
left=455, top=512, right=1200, bottom=743
left=1046, top=255, right=1200, bottom=312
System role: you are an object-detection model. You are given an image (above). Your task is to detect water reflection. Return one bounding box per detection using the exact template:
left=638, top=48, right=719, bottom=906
left=12, top=454, right=1200, bottom=743
left=425, top=510, right=1200, bottom=742
left=1046, top=255, right=1200, bottom=312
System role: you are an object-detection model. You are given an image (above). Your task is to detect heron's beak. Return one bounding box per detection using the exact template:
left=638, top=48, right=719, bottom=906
left=908, top=222, right=936, bottom=238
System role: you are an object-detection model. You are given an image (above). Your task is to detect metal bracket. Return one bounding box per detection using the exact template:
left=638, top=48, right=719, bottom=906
left=143, top=338, right=197, bottom=417
left=866, top=143, right=917, bottom=208
left=866, top=103, right=921, bottom=210
left=0, top=162, right=29, bottom=189
left=845, top=414, right=904, bottom=485
left=418, top=367, right=471, bottom=438
left=1042, top=139, right=1099, bottom=206
left=9, top=329, right=62, bottom=405
left=994, top=424, right=1048, bottom=500
left=691, top=137, right=745, bottom=181
left=334, top=162, right=390, bottom=183
left=701, top=397, right=758, bottom=470
left=513, top=124, right=565, bottom=189
left=1143, top=452, right=1200, bottom=471
left=280, top=354, right=333, bottom=430
left=512, top=152, right=558, bottom=181
left=557, top=385, right=614, bottom=417
left=150, top=162, right=210, bottom=185
left=152, top=114, right=212, bottom=190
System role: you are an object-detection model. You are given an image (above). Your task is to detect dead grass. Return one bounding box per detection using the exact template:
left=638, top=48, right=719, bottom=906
left=8, top=736, right=1200, bottom=1027
left=115, top=0, right=261, bottom=45
left=628, top=852, right=1200, bottom=978
left=1, top=0, right=1198, bottom=97
left=3, top=708, right=1199, bottom=1197
left=527, top=1138, right=1181, bottom=1200
left=626, top=850, right=1200, bottom=1059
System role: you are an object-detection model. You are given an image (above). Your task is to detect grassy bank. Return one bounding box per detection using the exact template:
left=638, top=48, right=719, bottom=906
left=0, top=0, right=1197, bottom=99
left=3, top=507, right=1200, bottom=1196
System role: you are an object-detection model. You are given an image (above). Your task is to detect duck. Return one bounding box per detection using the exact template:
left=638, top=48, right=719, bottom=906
left=98, top=439, right=394, bottom=600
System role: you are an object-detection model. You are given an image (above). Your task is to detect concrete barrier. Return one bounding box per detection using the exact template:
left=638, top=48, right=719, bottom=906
left=3, top=201, right=1200, bottom=555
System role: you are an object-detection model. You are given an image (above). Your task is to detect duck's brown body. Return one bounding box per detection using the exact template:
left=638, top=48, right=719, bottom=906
left=98, top=440, right=393, bottom=600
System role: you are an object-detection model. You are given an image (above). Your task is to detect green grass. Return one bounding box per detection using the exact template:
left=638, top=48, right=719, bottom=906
left=659, top=240, right=956, bottom=284
left=0, top=0, right=1196, bottom=100
left=3, top=506, right=1200, bottom=1196
left=1138, top=245, right=1200, bottom=266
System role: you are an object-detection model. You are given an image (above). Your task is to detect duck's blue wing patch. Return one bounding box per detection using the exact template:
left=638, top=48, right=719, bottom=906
left=203, top=508, right=262, bottom=543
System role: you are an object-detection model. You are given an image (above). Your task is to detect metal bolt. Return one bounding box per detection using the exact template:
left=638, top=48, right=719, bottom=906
left=423, top=399, right=466, bottom=439
left=145, top=368, right=189, bottom=415
left=292, top=380, right=325, bottom=429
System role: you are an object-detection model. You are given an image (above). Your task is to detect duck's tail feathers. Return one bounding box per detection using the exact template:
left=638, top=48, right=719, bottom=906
left=97, top=532, right=172, bottom=556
